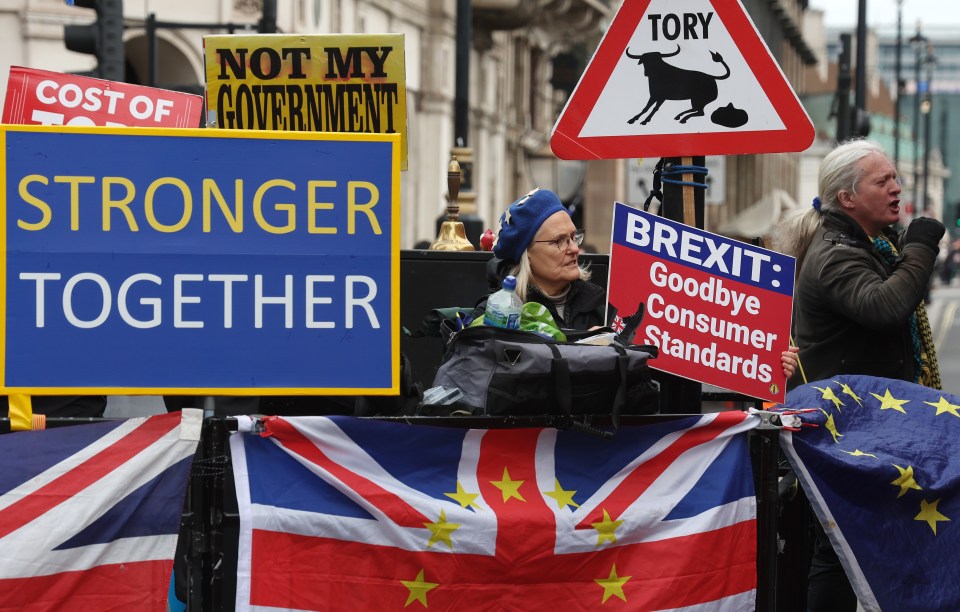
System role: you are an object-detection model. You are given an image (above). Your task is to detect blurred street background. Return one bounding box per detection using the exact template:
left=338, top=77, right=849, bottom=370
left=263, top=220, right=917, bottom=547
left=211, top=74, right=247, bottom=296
left=927, top=282, right=960, bottom=396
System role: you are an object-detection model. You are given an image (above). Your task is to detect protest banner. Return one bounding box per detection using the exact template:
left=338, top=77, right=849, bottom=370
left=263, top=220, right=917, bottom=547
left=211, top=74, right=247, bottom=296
left=0, top=411, right=201, bottom=611
left=2, top=67, right=202, bottom=128
left=204, top=33, right=408, bottom=169
left=0, top=125, right=400, bottom=396
left=231, top=412, right=761, bottom=610
left=781, top=375, right=960, bottom=611
left=607, top=203, right=794, bottom=402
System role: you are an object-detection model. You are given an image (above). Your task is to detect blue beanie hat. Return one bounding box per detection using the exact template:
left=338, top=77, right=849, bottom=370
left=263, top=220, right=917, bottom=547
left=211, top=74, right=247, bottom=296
left=493, top=188, right=568, bottom=264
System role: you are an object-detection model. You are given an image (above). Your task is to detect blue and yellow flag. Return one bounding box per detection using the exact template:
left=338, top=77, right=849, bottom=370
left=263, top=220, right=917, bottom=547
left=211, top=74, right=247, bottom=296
left=780, top=375, right=959, bottom=611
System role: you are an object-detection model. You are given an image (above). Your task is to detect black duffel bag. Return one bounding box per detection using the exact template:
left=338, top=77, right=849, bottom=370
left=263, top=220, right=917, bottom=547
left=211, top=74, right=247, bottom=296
left=429, top=326, right=659, bottom=428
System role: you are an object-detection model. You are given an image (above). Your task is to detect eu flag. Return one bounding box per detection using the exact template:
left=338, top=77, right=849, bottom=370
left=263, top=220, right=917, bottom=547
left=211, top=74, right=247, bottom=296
left=780, top=375, right=959, bottom=611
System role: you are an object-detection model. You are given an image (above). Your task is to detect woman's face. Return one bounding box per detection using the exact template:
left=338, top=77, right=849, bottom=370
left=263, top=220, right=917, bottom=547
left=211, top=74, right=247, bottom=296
left=527, top=211, right=581, bottom=294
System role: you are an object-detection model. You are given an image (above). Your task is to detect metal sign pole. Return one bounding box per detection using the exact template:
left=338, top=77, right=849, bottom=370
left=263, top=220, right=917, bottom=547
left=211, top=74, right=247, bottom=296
left=655, top=155, right=705, bottom=414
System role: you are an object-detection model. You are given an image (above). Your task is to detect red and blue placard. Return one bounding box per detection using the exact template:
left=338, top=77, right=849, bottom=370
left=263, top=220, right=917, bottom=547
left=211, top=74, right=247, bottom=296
left=607, top=203, right=794, bottom=402
left=0, top=125, right=400, bottom=396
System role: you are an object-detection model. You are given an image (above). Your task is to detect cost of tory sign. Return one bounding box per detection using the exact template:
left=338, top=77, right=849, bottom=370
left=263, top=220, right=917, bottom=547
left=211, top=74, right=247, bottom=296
left=29, top=79, right=177, bottom=127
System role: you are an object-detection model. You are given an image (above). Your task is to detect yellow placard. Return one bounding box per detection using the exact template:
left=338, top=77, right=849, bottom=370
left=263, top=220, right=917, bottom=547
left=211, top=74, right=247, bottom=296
left=204, top=33, right=408, bottom=170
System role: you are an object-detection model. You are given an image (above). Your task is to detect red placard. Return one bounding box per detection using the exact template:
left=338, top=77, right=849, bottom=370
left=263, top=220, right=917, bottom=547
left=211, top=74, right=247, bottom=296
left=3, top=67, right=202, bottom=128
left=607, top=204, right=795, bottom=402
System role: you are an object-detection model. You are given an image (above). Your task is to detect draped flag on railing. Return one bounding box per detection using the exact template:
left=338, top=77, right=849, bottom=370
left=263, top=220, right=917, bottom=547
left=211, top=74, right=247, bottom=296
left=231, top=412, right=761, bottom=611
left=779, top=375, right=960, bottom=612
left=0, top=410, right=201, bottom=610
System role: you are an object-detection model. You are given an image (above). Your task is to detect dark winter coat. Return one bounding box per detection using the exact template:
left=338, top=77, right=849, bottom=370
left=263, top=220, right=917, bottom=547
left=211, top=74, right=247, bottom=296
left=790, top=210, right=938, bottom=388
left=472, top=258, right=606, bottom=331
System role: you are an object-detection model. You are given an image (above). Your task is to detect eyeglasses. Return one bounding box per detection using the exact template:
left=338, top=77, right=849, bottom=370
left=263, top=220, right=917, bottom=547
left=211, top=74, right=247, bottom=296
left=533, top=229, right=585, bottom=252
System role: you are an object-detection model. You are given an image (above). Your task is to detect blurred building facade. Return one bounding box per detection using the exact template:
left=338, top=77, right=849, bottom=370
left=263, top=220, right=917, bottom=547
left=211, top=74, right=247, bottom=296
left=702, top=0, right=817, bottom=243
left=1, top=0, right=819, bottom=248
left=873, top=24, right=959, bottom=226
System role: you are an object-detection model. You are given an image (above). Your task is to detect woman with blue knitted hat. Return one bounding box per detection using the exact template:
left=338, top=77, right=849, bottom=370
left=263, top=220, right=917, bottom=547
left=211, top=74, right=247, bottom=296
left=474, top=188, right=605, bottom=331
left=475, top=187, right=802, bottom=381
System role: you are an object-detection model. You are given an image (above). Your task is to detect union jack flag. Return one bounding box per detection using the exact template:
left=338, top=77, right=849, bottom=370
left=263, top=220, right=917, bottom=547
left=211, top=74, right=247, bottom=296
left=231, top=411, right=760, bottom=610
left=0, top=410, right=200, bottom=610
left=611, top=314, right=626, bottom=333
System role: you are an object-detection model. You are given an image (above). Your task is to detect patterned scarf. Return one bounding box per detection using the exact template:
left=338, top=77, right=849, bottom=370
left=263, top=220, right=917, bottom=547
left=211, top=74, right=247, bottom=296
left=872, top=235, right=942, bottom=389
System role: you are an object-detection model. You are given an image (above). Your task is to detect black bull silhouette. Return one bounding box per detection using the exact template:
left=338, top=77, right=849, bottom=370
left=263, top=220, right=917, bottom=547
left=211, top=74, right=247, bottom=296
left=625, top=45, right=731, bottom=125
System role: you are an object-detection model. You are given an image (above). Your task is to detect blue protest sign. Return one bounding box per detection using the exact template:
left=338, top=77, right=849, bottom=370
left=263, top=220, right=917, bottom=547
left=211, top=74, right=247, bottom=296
left=1, top=125, right=400, bottom=395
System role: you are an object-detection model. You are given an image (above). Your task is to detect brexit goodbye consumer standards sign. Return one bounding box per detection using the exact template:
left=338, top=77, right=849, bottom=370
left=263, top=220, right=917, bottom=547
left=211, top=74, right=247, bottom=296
left=0, top=126, right=400, bottom=395
left=608, top=203, right=794, bottom=402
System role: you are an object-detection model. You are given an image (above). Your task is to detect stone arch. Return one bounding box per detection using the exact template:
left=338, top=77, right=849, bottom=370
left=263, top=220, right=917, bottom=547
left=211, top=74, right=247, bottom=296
left=123, top=29, right=205, bottom=92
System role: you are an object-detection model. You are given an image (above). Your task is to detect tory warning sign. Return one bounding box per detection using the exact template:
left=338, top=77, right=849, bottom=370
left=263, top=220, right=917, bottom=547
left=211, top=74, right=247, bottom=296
left=607, top=203, right=794, bottom=402
left=551, top=0, right=814, bottom=159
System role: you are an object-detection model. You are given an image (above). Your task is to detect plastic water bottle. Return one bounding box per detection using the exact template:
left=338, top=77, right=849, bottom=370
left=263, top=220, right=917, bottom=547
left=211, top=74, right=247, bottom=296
left=485, top=275, right=523, bottom=330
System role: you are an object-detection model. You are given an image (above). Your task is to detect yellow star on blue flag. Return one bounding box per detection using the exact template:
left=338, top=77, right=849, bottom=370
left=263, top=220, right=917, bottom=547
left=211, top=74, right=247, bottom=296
left=870, top=388, right=909, bottom=413
left=779, top=375, right=960, bottom=611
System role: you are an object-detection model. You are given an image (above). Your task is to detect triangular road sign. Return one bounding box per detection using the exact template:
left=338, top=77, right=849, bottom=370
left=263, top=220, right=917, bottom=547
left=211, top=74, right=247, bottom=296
left=551, top=0, right=815, bottom=159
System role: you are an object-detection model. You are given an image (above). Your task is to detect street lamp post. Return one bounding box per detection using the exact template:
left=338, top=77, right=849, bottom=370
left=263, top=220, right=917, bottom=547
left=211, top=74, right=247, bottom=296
left=433, top=0, right=482, bottom=249
left=855, top=0, right=867, bottom=114
left=893, top=0, right=904, bottom=174
left=910, top=25, right=928, bottom=211
left=836, top=33, right=852, bottom=142
left=922, top=43, right=935, bottom=213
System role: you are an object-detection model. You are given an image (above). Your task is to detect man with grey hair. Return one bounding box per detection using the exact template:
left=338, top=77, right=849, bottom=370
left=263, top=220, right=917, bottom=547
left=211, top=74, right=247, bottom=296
left=774, top=138, right=945, bottom=610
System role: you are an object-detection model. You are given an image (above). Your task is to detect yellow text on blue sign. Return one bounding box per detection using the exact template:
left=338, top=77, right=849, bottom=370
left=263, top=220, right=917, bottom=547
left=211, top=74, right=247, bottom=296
left=0, top=125, right=400, bottom=396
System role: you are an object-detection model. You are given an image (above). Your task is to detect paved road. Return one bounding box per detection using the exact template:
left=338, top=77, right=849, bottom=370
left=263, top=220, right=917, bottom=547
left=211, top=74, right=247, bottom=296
left=928, top=283, right=960, bottom=397
left=104, top=395, right=167, bottom=418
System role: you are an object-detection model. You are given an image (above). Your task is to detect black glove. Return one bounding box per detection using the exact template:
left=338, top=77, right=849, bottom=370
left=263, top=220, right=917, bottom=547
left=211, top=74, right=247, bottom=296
left=903, top=217, right=945, bottom=250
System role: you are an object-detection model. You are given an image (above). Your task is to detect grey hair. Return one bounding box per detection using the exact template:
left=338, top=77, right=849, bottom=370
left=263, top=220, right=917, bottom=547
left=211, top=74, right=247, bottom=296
left=506, top=250, right=592, bottom=302
left=773, top=138, right=890, bottom=273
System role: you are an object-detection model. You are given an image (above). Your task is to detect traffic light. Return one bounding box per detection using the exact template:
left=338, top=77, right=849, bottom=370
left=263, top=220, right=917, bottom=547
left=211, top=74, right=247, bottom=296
left=64, top=0, right=125, bottom=82
left=258, top=0, right=277, bottom=33
left=850, top=108, right=871, bottom=138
